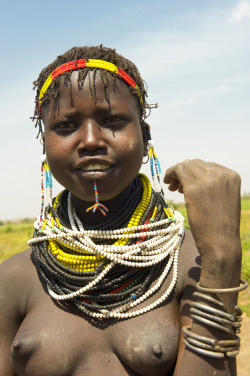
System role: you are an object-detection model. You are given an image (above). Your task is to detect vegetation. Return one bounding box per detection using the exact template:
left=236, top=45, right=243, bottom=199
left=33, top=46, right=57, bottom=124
left=0, top=197, right=249, bottom=314
left=0, top=222, right=34, bottom=262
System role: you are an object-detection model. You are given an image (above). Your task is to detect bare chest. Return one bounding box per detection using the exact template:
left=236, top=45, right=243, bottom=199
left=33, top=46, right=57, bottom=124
left=11, top=288, right=180, bottom=376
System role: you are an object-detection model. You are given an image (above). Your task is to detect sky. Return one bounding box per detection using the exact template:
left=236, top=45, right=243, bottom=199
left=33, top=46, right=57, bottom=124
left=0, top=0, right=249, bottom=220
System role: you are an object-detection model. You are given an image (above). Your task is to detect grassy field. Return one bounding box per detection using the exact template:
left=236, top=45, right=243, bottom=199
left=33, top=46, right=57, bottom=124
left=1, top=198, right=249, bottom=313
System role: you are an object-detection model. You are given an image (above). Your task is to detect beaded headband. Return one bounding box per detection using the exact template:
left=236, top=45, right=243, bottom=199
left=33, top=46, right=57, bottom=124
left=39, top=58, right=143, bottom=105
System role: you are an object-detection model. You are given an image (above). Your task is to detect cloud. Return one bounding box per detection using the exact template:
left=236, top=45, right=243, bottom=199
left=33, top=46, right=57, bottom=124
left=1, top=1, right=250, bottom=219
left=120, top=8, right=250, bottom=111
left=230, top=1, right=250, bottom=22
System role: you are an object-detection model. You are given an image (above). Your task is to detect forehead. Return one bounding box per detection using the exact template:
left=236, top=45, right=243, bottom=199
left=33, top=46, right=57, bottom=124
left=42, top=71, right=141, bottom=123
left=61, top=70, right=138, bottom=107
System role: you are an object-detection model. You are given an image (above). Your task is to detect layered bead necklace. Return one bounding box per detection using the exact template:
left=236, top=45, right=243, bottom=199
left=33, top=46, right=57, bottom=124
left=29, top=174, right=185, bottom=319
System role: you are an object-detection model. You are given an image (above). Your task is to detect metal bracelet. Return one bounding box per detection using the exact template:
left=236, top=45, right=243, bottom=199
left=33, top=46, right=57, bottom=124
left=190, top=313, right=232, bottom=334
left=197, top=279, right=248, bottom=294
left=193, top=291, right=224, bottom=307
left=192, top=302, right=235, bottom=321
left=183, top=338, right=225, bottom=359
left=183, top=337, right=239, bottom=358
left=182, top=325, right=216, bottom=346
left=190, top=307, right=237, bottom=327
left=182, top=284, right=244, bottom=359
left=185, top=336, right=239, bottom=353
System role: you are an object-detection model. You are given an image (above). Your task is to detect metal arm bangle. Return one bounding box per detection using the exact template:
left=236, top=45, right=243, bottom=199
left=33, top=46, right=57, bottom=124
left=197, top=279, right=248, bottom=294
left=193, top=291, right=224, bottom=307
left=190, top=307, right=236, bottom=327
left=192, top=302, right=235, bottom=321
left=182, top=325, right=241, bottom=359
left=190, top=313, right=233, bottom=334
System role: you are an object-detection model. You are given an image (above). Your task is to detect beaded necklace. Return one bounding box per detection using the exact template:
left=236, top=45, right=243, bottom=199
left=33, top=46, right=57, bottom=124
left=29, top=174, right=184, bottom=319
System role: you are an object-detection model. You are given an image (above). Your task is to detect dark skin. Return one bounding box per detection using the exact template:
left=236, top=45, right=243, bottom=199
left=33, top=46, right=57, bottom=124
left=0, top=71, right=242, bottom=375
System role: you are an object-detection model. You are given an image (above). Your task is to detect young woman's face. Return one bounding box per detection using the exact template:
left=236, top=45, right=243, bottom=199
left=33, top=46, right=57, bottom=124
left=42, top=71, right=146, bottom=202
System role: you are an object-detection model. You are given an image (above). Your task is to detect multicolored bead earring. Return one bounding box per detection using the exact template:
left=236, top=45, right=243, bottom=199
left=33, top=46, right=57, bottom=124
left=86, top=180, right=109, bottom=216
left=39, top=148, right=53, bottom=229
left=148, top=140, right=162, bottom=193
left=148, top=139, right=173, bottom=218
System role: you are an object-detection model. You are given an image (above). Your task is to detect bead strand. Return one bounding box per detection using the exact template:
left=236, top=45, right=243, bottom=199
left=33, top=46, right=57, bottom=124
left=30, top=173, right=184, bottom=319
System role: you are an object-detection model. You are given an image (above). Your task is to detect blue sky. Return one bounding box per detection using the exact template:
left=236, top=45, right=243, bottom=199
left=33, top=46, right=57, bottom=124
left=0, top=0, right=249, bottom=219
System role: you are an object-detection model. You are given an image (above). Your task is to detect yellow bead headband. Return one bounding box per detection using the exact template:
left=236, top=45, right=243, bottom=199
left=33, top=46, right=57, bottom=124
left=39, top=58, right=143, bottom=105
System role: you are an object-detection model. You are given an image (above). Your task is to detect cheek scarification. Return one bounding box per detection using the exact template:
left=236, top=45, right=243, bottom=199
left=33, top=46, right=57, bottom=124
left=129, top=138, right=137, bottom=151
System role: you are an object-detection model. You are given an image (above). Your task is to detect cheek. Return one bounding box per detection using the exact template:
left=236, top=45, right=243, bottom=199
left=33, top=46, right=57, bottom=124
left=129, top=138, right=138, bottom=151
left=44, top=138, right=70, bottom=181
left=121, top=135, right=144, bottom=171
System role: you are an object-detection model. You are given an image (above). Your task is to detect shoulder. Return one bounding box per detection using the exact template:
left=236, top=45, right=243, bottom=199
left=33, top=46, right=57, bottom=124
left=0, top=249, right=36, bottom=313
left=175, top=230, right=201, bottom=298
left=0, top=248, right=34, bottom=278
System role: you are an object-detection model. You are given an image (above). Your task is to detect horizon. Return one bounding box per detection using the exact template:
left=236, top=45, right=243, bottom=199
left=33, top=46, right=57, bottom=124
left=1, top=0, right=249, bottom=219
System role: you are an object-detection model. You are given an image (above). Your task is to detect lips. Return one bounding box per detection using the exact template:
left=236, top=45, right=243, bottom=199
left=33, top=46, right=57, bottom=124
left=74, top=160, right=114, bottom=180
left=79, top=163, right=111, bottom=172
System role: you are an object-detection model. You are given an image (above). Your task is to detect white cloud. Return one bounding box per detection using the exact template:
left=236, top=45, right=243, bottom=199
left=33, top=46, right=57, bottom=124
left=230, top=1, right=250, bottom=22
left=1, top=2, right=250, bottom=219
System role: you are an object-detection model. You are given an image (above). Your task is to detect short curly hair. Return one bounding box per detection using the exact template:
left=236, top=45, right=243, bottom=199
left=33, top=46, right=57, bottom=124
left=32, top=45, right=154, bottom=137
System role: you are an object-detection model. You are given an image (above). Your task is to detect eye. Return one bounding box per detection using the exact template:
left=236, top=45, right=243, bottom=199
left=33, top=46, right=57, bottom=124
left=105, top=115, right=127, bottom=124
left=54, top=121, right=77, bottom=131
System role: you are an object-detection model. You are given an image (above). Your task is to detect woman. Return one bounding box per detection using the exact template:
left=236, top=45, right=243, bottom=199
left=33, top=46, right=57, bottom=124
left=0, top=45, right=246, bottom=376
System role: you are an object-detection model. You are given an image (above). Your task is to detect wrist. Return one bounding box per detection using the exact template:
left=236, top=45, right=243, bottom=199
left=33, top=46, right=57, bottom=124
left=199, top=250, right=242, bottom=290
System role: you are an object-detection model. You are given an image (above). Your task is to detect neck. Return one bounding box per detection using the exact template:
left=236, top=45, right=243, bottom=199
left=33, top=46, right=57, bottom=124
left=71, top=182, right=134, bottom=227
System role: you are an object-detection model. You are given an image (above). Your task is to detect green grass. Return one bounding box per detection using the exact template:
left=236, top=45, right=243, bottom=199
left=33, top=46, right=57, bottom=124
left=0, top=198, right=249, bottom=313
left=0, top=223, right=34, bottom=261
left=241, top=195, right=250, bottom=211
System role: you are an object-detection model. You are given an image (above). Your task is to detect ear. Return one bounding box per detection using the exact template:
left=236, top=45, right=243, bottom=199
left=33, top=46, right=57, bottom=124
left=141, top=121, right=151, bottom=156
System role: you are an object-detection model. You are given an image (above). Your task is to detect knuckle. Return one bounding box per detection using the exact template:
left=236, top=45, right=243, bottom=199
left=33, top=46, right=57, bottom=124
left=232, top=171, right=241, bottom=186
left=175, top=162, right=185, bottom=173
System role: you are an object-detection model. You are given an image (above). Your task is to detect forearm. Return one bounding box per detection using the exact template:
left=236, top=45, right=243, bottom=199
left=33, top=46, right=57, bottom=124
left=176, top=239, right=242, bottom=376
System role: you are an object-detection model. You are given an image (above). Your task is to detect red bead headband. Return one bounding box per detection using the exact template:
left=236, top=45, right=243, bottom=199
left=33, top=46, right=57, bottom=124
left=39, top=59, right=143, bottom=106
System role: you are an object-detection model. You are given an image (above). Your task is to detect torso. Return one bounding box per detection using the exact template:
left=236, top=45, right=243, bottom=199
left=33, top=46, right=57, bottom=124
left=9, top=232, right=198, bottom=376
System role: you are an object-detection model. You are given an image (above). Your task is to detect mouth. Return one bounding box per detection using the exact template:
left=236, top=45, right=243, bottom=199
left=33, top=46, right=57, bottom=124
left=75, top=163, right=114, bottom=180
left=78, top=163, right=112, bottom=172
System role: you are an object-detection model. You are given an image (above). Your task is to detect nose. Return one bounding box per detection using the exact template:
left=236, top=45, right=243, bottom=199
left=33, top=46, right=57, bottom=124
left=77, top=120, right=107, bottom=153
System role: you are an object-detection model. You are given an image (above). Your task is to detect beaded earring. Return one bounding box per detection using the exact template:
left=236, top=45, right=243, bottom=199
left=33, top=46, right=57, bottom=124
left=148, top=139, right=173, bottom=218
left=86, top=180, right=109, bottom=216
left=39, top=152, right=53, bottom=230
left=148, top=140, right=162, bottom=194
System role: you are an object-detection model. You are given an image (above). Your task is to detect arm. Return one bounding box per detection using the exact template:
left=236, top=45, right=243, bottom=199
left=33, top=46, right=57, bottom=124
left=0, top=255, right=28, bottom=376
left=164, top=159, right=242, bottom=376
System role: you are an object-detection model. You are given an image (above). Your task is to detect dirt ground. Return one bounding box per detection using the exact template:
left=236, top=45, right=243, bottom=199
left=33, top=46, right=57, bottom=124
left=237, top=314, right=250, bottom=376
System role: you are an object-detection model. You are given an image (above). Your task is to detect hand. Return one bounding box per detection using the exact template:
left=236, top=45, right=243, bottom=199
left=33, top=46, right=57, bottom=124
left=164, top=159, right=241, bottom=260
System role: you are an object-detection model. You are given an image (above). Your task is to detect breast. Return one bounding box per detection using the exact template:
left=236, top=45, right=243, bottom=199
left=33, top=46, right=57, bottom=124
left=11, top=294, right=180, bottom=376
left=109, top=304, right=180, bottom=376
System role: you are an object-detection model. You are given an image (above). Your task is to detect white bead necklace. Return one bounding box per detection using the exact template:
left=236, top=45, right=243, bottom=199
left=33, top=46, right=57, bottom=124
left=29, top=192, right=185, bottom=319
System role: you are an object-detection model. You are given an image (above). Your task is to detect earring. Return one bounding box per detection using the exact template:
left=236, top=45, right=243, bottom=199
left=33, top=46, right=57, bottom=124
left=39, top=152, right=53, bottom=229
left=148, top=140, right=173, bottom=218
left=148, top=140, right=162, bottom=193
left=142, top=154, right=149, bottom=164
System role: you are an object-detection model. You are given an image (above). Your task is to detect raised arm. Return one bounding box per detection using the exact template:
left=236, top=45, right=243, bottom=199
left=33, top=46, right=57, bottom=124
left=164, top=159, right=243, bottom=376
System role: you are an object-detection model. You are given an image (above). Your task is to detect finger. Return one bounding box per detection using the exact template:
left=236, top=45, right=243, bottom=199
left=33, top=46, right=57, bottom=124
left=164, top=160, right=194, bottom=185
left=164, top=159, right=209, bottom=185
left=167, top=179, right=181, bottom=192
left=178, top=184, right=184, bottom=194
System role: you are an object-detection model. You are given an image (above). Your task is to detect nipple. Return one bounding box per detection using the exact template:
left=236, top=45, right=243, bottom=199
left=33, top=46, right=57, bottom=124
left=11, top=333, right=36, bottom=358
left=152, top=344, right=163, bottom=359
left=86, top=180, right=109, bottom=216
